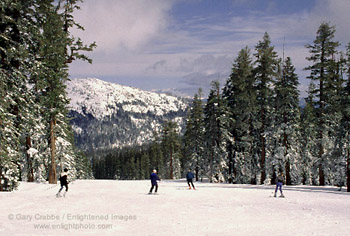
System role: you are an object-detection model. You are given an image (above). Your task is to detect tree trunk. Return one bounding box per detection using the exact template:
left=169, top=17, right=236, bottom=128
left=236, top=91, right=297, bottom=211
left=285, top=159, right=291, bottom=185
left=283, top=132, right=291, bottom=185
left=319, top=163, right=325, bottom=186
left=260, top=106, right=266, bottom=185
left=347, top=146, right=350, bottom=192
left=48, top=117, right=57, bottom=184
left=318, top=50, right=325, bottom=186
left=260, top=134, right=266, bottom=184
left=0, top=167, right=3, bottom=191
left=210, top=150, right=213, bottom=183
left=169, top=148, right=173, bottom=179
left=318, top=131, right=325, bottom=186
left=26, top=136, right=34, bottom=182
left=0, top=119, right=2, bottom=191
left=232, top=150, right=237, bottom=184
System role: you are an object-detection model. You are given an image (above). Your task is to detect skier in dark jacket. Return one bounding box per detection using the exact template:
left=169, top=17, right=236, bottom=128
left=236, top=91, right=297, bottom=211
left=186, top=170, right=195, bottom=190
left=149, top=169, right=160, bottom=194
left=56, top=168, right=69, bottom=198
left=274, top=173, right=284, bottom=198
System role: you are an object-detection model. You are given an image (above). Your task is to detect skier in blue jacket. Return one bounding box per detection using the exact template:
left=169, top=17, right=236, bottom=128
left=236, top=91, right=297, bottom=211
left=186, top=170, right=195, bottom=190
left=274, top=173, right=285, bottom=198
left=149, top=169, right=160, bottom=194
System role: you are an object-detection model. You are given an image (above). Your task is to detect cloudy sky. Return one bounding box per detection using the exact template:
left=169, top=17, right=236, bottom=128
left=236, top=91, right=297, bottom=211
left=69, top=0, right=350, bottom=98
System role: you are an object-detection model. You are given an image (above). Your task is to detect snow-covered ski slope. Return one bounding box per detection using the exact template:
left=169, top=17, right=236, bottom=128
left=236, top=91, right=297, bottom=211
left=1, top=180, right=349, bottom=236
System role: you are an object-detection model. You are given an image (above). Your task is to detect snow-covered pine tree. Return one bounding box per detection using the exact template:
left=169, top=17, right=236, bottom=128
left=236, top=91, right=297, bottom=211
left=0, top=0, right=41, bottom=190
left=203, top=81, right=230, bottom=182
left=140, top=152, right=151, bottom=179
left=345, top=44, right=350, bottom=192
left=32, top=0, right=95, bottom=184
left=300, top=84, right=318, bottom=185
left=0, top=1, right=23, bottom=191
left=149, top=132, right=164, bottom=178
left=184, top=89, right=204, bottom=181
left=332, top=44, right=350, bottom=192
left=223, top=46, right=259, bottom=184
left=253, top=32, right=279, bottom=184
left=74, top=150, right=93, bottom=179
left=161, top=121, right=182, bottom=179
left=327, top=52, right=346, bottom=187
left=305, top=22, right=340, bottom=185
left=34, top=1, right=71, bottom=184
left=270, top=57, right=301, bottom=185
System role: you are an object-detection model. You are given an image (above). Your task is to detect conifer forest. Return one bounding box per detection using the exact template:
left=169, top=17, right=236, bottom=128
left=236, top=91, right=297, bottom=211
left=0, top=0, right=96, bottom=190
left=1, top=1, right=350, bottom=192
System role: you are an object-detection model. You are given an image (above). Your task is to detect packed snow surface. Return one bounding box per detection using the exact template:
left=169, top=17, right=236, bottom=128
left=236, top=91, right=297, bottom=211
left=1, top=180, right=349, bottom=236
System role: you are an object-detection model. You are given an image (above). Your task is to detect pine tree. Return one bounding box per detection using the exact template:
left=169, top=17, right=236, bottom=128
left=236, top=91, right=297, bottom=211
left=223, top=46, right=258, bottom=183
left=346, top=44, right=350, bottom=192
left=184, top=89, right=204, bottom=181
left=74, top=150, right=92, bottom=179
left=34, top=1, right=71, bottom=184
left=0, top=0, right=42, bottom=190
left=271, top=57, right=301, bottom=185
left=334, top=43, right=350, bottom=192
left=140, top=152, right=150, bottom=179
left=253, top=32, right=279, bottom=184
left=149, top=132, right=164, bottom=178
left=161, top=121, right=181, bottom=179
left=300, top=84, right=318, bottom=185
left=204, top=81, right=230, bottom=182
left=0, top=1, right=21, bottom=189
left=305, top=22, right=340, bottom=185
left=33, top=0, right=95, bottom=184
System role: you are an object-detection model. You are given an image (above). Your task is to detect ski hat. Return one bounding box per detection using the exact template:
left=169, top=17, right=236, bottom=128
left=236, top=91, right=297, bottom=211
left=153, top=169, right=157, bottom=173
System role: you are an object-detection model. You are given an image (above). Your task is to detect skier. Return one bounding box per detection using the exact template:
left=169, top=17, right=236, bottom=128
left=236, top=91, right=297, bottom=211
left=56, top=168, right=69, bottom=198
left=186, top=169, right=195, bottom=190
left=274, top=173, right=284, bottom=198
left=149, top=169, right=160, bottom=194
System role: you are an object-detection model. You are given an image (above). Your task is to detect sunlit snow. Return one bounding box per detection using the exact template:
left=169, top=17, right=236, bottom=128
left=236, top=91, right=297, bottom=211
left=1, top=180, right=349, bottom=236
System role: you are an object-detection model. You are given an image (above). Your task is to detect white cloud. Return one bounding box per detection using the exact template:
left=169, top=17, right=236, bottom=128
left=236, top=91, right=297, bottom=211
left=71, top=0, right=173, bottom=53
left=310, top=0, right=350, bottom=44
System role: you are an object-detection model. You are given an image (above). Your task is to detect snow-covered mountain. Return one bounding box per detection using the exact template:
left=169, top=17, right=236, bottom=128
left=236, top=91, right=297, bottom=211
left=66, top=78, right=189, bottom=152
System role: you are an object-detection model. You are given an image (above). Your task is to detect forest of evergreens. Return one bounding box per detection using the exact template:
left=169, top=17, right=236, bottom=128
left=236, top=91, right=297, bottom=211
left=93, top=23, right=350, bottom=192
left=1, top=1, right=350, bottom=192
left=0, top=0, right=95, bottom=191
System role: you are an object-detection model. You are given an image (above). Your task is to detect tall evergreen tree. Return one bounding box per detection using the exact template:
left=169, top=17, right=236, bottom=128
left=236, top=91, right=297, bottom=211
left=149, top=132, right=164, bottom=178
left=305, top=22, right=340, bottom=185
left=204, top=81, right=230, bottom=182
left=161, top=121, right=181, bottom=179
left=35, top=1, right=71, bottom=184
left=223, top=46, right=258, bottom=183
left=253, top=32, right=279, bottom=184
left=334, top=43, right=350, bottom=192
left=184, top=89, right=204, bottom=181
left=0, top=0, right=41, bottom=190
left=345, top=44, right=350, bottom=192
left=300, top=84, right=318, bottom=185
left=271, top=57, right=301, bottom=185
left=35, top=0, right=95, bottom=184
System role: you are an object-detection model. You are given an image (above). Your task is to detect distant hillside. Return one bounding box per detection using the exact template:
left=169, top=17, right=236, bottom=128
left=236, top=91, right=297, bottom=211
left=66, top=78, right=189, bottom=152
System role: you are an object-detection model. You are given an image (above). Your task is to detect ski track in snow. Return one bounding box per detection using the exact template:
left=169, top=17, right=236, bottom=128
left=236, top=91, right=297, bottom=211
left=0, top=180, right=349, bottom=236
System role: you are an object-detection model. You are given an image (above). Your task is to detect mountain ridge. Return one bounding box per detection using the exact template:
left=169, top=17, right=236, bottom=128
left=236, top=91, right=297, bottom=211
left=66, top=78, right=189, bottom=152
